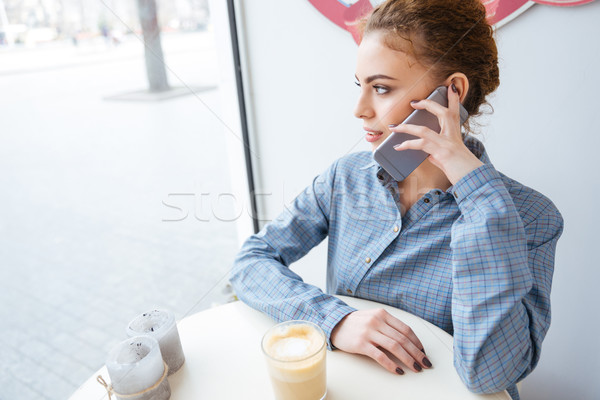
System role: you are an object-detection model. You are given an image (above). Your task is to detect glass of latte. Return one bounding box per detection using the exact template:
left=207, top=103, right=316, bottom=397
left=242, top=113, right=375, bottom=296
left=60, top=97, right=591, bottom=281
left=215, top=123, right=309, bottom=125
left=261, top=320, right=327, bottom=400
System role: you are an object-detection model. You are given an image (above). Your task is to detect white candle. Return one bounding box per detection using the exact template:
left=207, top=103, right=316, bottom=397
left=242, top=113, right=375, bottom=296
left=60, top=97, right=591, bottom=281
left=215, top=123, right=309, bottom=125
left=105, top=335, right=170, bottom=399
left=127, top=309, right=185, bottom=375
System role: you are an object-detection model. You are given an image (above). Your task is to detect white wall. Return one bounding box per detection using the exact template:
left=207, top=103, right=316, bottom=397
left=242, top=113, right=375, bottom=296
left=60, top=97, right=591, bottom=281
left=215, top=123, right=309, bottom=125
left=224, top=1, right=600, bottom=398
left=481, top=4, right=600, bottom=399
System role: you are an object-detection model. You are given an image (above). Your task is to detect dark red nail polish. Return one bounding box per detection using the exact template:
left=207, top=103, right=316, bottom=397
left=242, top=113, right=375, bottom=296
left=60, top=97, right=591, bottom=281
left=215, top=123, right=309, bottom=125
left=423, top=357, right=432, bottom=368
left=396, top=367, right=404, bottom=375
left=414, top=362, right=422, bottom=372
left=451, top=83, right=458, bottom=93
left=421, top=348, right=425, bottom=354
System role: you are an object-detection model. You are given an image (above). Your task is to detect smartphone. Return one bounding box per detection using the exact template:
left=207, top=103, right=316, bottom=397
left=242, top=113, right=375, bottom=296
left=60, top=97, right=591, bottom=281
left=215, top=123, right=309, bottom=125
left=373, top=86, right=469, bottom=181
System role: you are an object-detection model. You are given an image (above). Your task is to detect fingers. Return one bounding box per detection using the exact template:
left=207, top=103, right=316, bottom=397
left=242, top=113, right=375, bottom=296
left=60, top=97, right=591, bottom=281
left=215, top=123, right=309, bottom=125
left=390, top=123, right=434, bottom=153
left=331, top=309, right=432, bottom=376
left=390, top=125, right=431, bottom=153
left=393, top=137, right=425, bottom=152
left=409, top=97, right=447, bottom=118
left=367, top=345, right=405, bottom=375
left=373, top=331, right=425, bottom=373
left=409, top=85, right=461, bottom=136
left=384, top=315, right=425, bottom=356
left=379, top=319, right=432, bottom=371
left=389, top=122, right=434, bottom=138
left=369, top=310, right=432, bottom=373
left=390, top=122, right=454, bottom=169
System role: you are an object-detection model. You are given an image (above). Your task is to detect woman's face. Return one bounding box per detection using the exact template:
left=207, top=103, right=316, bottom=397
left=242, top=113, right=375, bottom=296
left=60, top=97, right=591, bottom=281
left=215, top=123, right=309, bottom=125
left=354, top=31, right=438, bottom=151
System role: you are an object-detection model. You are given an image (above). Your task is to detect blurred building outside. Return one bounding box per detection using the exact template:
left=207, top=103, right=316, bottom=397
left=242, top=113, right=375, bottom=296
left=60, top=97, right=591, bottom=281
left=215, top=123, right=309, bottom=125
left=0, top=0, right=209, bottom=47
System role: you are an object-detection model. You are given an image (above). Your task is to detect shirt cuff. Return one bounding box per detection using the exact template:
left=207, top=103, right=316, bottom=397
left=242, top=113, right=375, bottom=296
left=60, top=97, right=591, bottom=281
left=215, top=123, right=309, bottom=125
left=320, top=303, right=357, bottom=351
left=449, top=163, right=502, bottom=203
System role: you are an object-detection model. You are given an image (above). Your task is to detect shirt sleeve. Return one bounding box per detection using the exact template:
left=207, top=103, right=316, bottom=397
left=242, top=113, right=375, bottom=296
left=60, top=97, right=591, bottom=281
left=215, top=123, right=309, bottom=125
left=449, top=163, right=564, bottom=394
left=230, top=159, right=357, bottom=349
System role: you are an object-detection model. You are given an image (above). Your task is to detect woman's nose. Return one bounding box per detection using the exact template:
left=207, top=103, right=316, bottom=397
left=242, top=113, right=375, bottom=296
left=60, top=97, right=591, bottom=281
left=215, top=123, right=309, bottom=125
left=353, top=95, right=374, bottom=120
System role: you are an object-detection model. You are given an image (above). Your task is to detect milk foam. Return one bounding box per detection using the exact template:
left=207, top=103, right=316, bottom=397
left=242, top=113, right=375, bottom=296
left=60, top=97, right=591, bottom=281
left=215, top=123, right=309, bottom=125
left=271, top=337, right=310, bottom=359
left=264, top=324, right=323, bottom=361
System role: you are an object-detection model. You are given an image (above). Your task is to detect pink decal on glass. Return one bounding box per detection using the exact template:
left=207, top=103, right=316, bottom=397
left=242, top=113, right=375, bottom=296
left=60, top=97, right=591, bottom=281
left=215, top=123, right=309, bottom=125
left=308, top=0, right=596, bottom=41
left=308, top=0, right=373, bottom=44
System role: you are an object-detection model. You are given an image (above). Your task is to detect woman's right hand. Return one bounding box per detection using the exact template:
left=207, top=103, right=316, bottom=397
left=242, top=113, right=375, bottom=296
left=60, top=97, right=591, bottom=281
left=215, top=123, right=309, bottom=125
left=330, top=309, right=432, bottom=374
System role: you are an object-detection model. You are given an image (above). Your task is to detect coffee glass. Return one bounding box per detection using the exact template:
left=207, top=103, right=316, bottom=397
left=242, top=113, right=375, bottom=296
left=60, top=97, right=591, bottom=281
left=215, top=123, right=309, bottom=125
left=261, top=320, right=327, bottom=400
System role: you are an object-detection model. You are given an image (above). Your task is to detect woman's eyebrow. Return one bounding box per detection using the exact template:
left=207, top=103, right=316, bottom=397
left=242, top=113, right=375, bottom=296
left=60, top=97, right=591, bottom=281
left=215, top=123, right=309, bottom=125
left=355, top=74, right=398, bottom=84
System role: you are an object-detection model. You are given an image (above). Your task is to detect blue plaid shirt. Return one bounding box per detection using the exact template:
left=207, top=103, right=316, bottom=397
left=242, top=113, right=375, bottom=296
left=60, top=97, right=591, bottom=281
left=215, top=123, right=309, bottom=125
left=231, top=137, right=563, bottom=399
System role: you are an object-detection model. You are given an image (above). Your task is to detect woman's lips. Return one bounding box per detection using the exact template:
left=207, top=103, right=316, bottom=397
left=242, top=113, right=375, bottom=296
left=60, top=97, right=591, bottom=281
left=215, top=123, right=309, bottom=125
left=364, top=128, right=383, bottom=143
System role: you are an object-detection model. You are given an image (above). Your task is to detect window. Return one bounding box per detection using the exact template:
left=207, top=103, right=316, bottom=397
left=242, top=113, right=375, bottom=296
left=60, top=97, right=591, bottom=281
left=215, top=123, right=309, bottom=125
left=0, top=1, right=245, bottom=398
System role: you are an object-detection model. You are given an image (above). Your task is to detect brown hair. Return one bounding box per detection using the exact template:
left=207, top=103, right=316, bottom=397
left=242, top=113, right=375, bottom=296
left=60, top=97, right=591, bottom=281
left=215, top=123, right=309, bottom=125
left=358, top=0, right=500, bottom=133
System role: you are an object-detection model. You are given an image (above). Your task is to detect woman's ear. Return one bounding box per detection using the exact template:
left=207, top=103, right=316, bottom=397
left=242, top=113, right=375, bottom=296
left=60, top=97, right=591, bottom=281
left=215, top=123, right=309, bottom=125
left=444, top=73, right=469, bottom=104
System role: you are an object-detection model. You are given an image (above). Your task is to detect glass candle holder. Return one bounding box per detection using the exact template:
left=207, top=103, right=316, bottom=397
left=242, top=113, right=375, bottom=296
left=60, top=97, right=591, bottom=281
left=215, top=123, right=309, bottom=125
left=127, top=309, right=185, bottom=375
left=105, top=335, right=170, bottom=400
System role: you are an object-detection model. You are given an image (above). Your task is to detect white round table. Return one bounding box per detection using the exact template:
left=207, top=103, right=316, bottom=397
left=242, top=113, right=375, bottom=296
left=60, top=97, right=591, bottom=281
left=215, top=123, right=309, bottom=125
left=70, top=296, right=511, bottom=400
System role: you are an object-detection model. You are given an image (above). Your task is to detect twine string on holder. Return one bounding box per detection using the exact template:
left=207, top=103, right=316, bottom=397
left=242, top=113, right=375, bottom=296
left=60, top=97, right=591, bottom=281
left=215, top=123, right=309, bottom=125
left=97, top=361, right=169, bottom=400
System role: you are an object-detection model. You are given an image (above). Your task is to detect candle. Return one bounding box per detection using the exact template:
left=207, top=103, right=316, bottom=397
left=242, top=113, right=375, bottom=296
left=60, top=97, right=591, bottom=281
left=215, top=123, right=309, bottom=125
left=127, top=309, right=185, bottom=375
left=105, top=335, right=171, bottom=400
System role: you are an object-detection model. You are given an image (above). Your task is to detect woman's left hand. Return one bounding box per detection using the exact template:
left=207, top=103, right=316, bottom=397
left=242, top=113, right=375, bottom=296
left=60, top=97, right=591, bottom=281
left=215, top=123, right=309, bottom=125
left=390, top=84, right=483, bottom=185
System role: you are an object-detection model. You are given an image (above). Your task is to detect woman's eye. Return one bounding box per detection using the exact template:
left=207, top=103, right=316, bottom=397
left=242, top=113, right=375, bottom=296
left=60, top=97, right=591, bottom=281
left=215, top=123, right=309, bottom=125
left=354, top=81, right=389, bottom=94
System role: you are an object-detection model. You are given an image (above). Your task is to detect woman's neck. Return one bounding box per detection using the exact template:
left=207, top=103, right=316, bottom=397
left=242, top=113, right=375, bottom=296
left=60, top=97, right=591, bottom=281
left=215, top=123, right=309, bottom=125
left=396, top=159, right=451, bottom=215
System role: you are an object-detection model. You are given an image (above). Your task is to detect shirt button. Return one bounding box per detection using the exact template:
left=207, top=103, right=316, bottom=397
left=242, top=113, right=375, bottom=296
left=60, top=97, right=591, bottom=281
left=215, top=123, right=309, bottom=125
left=346, top=288, right=353, bottom=295
left=454, top=192, right=459, bottom=199
left=393, top=226, right=399, bottom=232
left=436, top=190, right=442, bottom=195
left=365, top=257, right=371, bottom=263
left=424, top=198, right=430, bottom=204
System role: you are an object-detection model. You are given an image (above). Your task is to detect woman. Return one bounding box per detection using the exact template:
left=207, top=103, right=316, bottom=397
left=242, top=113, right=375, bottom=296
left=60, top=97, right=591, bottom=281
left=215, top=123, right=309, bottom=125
left=231, top=1, right=563, bottom=399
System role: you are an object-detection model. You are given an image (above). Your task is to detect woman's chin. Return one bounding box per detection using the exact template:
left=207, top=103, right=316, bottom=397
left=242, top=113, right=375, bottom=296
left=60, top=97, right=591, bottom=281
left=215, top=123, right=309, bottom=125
left=366, top=133, right=388, bottom=151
